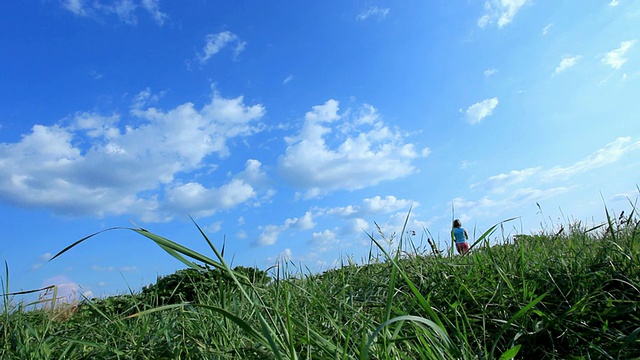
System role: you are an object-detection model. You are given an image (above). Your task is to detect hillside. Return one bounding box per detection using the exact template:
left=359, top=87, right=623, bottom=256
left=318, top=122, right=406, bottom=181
left=2, top=211, right=639, bottom=359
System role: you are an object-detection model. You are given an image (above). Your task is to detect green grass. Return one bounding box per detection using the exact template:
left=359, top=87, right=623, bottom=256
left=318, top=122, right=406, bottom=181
left=1, top=207, right=639, bottom=359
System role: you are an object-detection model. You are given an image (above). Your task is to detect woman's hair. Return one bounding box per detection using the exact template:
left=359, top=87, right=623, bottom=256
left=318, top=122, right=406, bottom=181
left=453, top=219, right=462, bottom=228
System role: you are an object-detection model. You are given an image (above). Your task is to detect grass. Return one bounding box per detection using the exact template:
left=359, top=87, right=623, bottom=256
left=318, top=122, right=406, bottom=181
left=1, top=206, right=639, bottom=359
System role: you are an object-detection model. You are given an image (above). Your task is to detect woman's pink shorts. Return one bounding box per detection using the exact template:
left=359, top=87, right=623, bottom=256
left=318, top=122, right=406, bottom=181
left=456, top=242, right=469, bottom=255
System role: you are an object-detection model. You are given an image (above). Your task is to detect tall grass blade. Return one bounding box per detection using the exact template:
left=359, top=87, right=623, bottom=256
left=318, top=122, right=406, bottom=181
left=489, top=292, right=547, bottom=356
left=360, top=315, right=451, bottom=360
left=498, top=344, right=521, bottom=360
left=469, top=217, right=517, bottom=252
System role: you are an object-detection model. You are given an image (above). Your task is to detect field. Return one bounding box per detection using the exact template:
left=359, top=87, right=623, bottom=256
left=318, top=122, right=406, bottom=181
left=2, top=207, right=639, bottom=359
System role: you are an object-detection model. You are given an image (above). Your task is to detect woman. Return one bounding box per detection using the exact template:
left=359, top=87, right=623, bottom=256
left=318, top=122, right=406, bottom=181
left=452, top=219, right=470, bottom=255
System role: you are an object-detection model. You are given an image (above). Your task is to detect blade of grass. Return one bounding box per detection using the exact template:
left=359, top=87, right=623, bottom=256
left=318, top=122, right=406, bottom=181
left=469, top=217, right=517, bottom=252
left=360, top=315, right=451, bottom=360
left=489, top=292, right=548, bottom=356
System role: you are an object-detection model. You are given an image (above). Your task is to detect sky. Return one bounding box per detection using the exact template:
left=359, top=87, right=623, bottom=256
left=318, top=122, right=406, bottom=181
left=1, top=0, right=639, bottom=301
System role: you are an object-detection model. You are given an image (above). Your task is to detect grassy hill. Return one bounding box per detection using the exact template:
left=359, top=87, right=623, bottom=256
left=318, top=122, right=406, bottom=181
left=2, top=210, right=639, bottom=359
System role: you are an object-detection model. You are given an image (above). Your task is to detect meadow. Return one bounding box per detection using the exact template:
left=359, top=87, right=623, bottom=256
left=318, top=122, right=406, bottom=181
left=1, top=206, right=639, bottom=359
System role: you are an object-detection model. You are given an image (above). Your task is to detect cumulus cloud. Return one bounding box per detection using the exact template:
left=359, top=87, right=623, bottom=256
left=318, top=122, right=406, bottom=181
left=602, top=40, right=636, bottom=69
left=198, top=31, right=246, bottom=64
left=42, top=275, right=80, bottom=302
left=478, top=0, right=527, bottom=28
left=255, top=195, right=414, bottom=247
left=362, top=195, right=413, bottom=214
left=464, top=97, right=498, bottom=124
left=266, top=248, right=293, bottom=264
left=308, top=229, right=340, bottom=252
left=356, top=6, right=390, bottom=21
left=255, top=211, right=316, bottom=246
left=278, top=100, right=421, bottom=198
left=554, top=55, right=581, bottom=74
left=163, top=163, right=264, bottom=219
left=327, top=196, right=414, bottom=218
left=0, top=91, right=266, bottom=221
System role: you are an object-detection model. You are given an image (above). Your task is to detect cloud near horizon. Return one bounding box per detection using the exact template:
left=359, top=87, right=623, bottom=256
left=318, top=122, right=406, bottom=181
left=255, top=195, right=415, bottom=247
left=462, top=137, right=640, bottom=220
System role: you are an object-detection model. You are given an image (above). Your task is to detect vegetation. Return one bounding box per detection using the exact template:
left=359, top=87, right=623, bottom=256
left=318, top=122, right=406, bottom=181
left=1, top=207, right=639, bottom=359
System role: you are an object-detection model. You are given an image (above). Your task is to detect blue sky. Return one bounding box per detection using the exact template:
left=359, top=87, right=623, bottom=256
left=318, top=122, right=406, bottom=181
left=1, top=0, right=639, bottom=301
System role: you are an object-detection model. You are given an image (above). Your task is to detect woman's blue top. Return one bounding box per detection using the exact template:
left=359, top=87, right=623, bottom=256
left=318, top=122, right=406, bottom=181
left=453, top=227, right=467, bottom=244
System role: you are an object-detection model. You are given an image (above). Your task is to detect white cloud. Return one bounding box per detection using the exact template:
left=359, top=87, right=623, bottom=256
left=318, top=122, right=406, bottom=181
left=109, top=0, right=137, bottom=25
left=356, top=6, right=390, bottom=21
left=0, top=91, right=266, bottom=220
left=326, top=196, right=415, bottom=219
left=256, top=224, right=281, bottom=246
left=164, top=177, right=257, bottom=219
left=602, top=40, right=636, bottom=69
left=255, top=211, right=317, bottom=246
left=464, top=97, right=498, bottom=124
left=266, top=248, right=293, bottom=264
left=198, top=31, right=245, bottom=64
left=554, top=55, right=581, bottom=74
left=542, top=23, right=553, bottom=36
left=60, top=0, right=167, bottom=25
left=350, top=218, right=370, bottom=234
left=309, top=229, right=340, bottom=252
left=279, top=100, right=419, bottom=198
left=478, top=0, right=527, bottom=28
left=62, top=0, right=91, bottom=16
left=255, top=195, right=415, bottom=247
left=283, top=75, right=294, bottom=84
left=362, top=195, right=413, bottom=214
left=609, top=0, right=619, bottom=6
left=542, top=137, right=640, bottom=180
left=460, top=137, right=640, bottom=221
left=458, top=137, right=640, bottom=222
left=472, top=138, right=640, bottom=189
left=472, top=168, right=540, bottom=193
left=141, top=0, right=168, bottom=25
left=453, top=186, right=570, bottom=218
left=91, top=265, right=137, bottom=272
left=42, top=275, right=80, bottom=302
left=484, top=68, right=498, bottom=77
